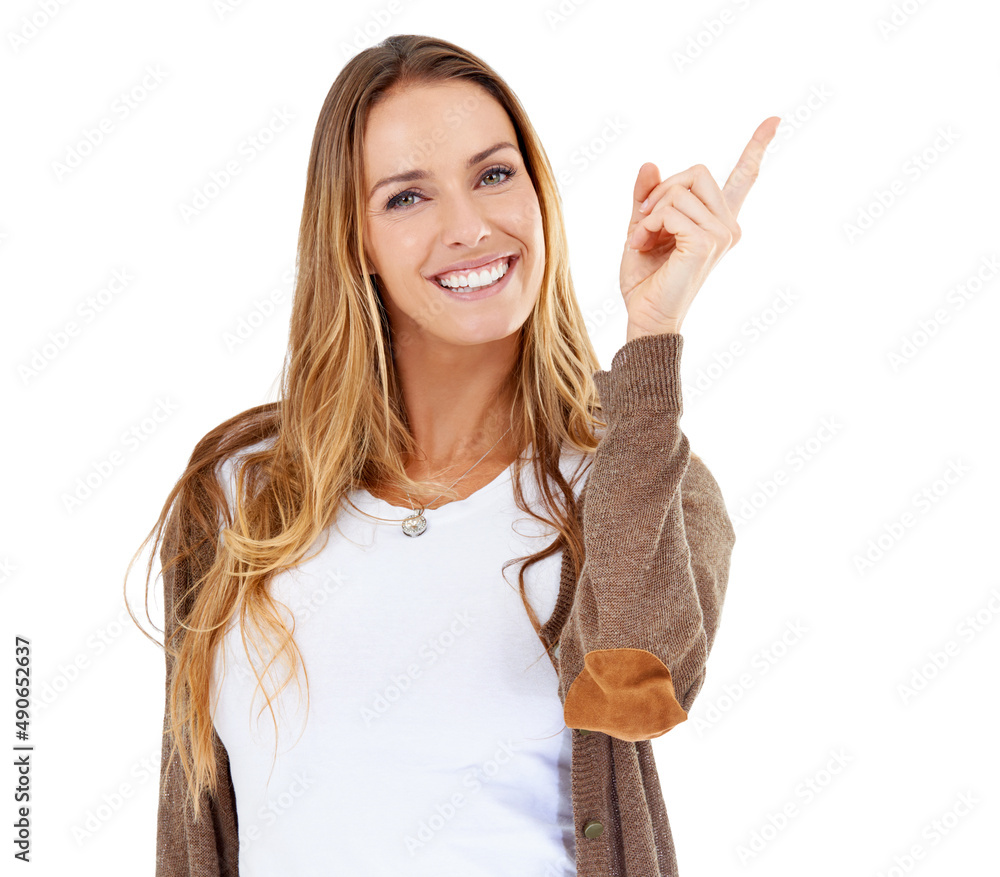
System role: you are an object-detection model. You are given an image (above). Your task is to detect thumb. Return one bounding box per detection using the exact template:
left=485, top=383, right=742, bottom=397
left=629, top=161, right=662, bottom=233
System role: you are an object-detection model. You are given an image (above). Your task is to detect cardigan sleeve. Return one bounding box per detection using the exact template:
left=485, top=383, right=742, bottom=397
left=155, top=490, right=241, bottom=877
left=558, top=332, right=736, bottom=742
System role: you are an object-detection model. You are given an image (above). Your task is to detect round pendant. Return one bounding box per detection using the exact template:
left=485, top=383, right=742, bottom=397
left=402, top=512, right=427, bottom=537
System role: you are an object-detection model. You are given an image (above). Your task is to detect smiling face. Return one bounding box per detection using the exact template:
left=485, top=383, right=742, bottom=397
left=362, top=80, right=545, bottom=353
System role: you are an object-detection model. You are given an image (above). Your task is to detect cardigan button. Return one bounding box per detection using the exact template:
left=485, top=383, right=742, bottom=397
left=553, top=642, right=560, bottom=659
left=583, top=820, right=605, bottom=839
left=577, top=728, right=592, bottom=736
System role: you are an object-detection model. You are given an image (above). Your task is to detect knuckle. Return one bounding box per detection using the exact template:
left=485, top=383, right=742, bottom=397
left=692, top=234, right=715, bottom=256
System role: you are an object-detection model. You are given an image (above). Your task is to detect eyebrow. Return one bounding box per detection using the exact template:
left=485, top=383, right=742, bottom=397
left=368, top=140, right=519, bottom=201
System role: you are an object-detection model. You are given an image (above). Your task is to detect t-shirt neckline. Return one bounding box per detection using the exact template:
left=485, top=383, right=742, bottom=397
left=357, top=452, right=525, bottom=513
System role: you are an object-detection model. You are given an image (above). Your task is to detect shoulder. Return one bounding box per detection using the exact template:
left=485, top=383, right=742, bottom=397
left=215, top=434, right=278, bottom=515
left=680, top=451, right=736, bottom=547
left=682, top=450, right=720, bottom=494
left=164, top=404, right=280, bottom=552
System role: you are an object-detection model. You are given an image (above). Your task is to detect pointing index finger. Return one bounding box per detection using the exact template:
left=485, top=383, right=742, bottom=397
left=722, top=116, right=780, bottom=219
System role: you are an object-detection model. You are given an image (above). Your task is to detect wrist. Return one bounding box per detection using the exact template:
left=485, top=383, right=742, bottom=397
left=626, top=322, right=682, bottom=343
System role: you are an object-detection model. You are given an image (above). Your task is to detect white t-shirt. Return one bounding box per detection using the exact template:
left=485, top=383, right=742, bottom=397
left=210, top=438, right=591, bottom=876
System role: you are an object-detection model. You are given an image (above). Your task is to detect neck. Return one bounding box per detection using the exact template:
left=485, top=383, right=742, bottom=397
left=392, top=332, right=519, bottom=477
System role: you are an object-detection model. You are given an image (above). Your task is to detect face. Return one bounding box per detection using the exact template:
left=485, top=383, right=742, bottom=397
left=362, top=80, right=545, bottom=353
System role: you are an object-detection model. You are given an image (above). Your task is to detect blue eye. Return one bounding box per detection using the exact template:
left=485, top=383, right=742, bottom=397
left=384, top=163, right=517, bottom=211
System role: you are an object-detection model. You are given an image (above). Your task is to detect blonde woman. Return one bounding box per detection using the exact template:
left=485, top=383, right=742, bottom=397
left=129, top=33, right=776, bottom=877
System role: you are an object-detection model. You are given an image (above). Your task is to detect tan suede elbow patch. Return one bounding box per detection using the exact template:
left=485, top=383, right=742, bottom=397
left=564, top=648, right=688, bottom=742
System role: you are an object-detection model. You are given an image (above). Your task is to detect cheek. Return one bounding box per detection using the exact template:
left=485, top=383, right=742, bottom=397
left=387, top=232, right=431, bottom=285
left=366, top=219, right=422, bottom=267
left=508, top=190, right=544, bottom=248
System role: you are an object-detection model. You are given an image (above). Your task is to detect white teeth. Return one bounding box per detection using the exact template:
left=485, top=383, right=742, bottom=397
left=437, top=259, right=510, bottom=289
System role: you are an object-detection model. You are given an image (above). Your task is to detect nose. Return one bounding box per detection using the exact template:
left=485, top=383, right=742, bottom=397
left=437, top=188, right=492, bottom=248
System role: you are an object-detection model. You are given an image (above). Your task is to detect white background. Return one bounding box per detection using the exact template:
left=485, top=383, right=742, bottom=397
left=3, top=0, right=998, bottom=874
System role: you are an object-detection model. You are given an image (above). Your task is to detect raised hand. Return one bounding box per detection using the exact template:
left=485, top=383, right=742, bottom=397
left=619, top=116, right=780, bottom=341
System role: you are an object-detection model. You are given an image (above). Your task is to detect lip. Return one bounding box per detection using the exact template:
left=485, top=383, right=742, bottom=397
left=431, top=255, right=518, bottom=301
left=429, top=252, right=516, bottom=280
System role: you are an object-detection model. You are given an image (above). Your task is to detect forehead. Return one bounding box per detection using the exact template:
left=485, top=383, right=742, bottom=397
left=363, top=81, right=516, bottom=179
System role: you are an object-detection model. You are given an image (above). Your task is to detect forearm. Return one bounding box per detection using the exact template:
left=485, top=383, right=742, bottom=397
left=558, top=332, right=735, bottom=741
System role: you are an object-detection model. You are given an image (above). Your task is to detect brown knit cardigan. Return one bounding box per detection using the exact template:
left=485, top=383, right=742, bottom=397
left=155, top=331, right=736, bottom=876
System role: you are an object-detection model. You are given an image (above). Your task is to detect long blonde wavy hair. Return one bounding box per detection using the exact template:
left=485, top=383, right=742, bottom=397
left=125, top=33, right=607, bottom=822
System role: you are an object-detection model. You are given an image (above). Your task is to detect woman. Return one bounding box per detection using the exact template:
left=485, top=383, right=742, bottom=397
left=129, top=33, right=776, bottom=877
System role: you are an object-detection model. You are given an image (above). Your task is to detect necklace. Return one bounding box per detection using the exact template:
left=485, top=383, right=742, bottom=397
left=399, top=425, right=513, bottom=538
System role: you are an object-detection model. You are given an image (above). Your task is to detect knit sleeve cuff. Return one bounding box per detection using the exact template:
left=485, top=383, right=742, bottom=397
left=591, top=332, right=684, bottom=414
